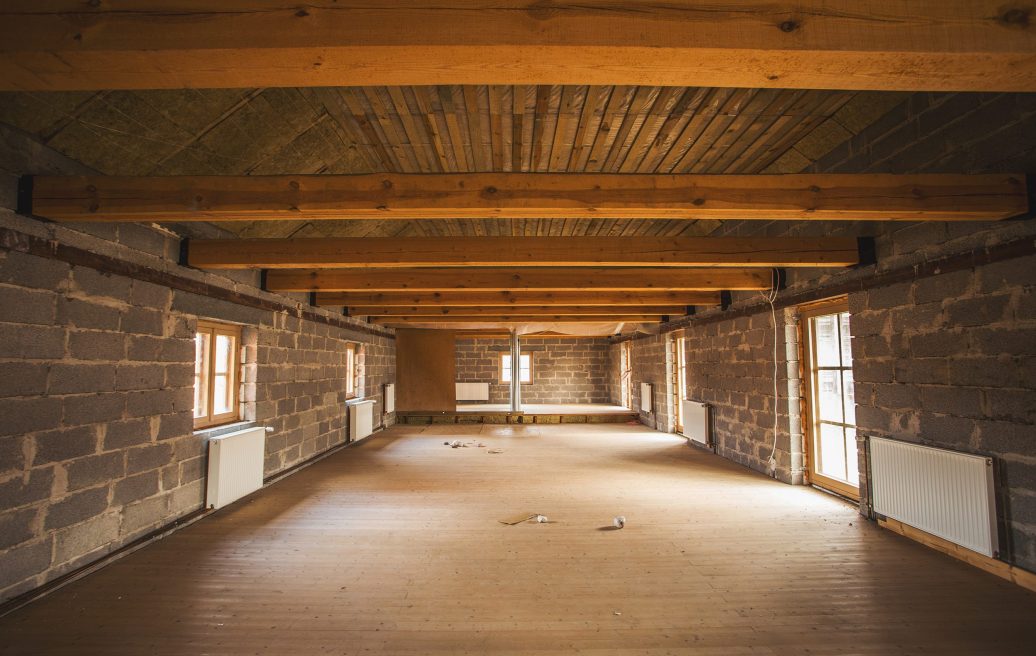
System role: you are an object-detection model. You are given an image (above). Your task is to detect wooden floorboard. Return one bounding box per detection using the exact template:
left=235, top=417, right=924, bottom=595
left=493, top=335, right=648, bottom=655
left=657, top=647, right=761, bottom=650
left=2, top=424, right=1035, bottom=655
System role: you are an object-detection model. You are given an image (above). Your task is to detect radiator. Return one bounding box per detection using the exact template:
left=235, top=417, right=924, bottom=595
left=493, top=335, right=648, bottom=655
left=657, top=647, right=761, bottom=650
left=456, top=382, right=490, bottom=401
left=870, top=437, right=998, bottom=557
left=680, top=400, right=710, bottom=447
left=640, top=383, right=653, bottom=413
left=384, top=383, right=395, bottom=414
left=349, top=399, right=375, bottom=441
left=206, top=426, right=266, bottom=510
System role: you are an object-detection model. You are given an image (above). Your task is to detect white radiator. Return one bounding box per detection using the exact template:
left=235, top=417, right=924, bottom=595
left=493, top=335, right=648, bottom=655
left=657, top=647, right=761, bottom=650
left=870, top=437, right=998, bottom=557
left=349, top=399, right=375, bottom=441
left=640, top=383, right=653, bottom=413
left=680, top=400, right=710, bottom=447
left=384, top=383, right=395, bottom=414
left=456, top=382, right=490, bottom=401
left=206, top=426, right=266, bottom=510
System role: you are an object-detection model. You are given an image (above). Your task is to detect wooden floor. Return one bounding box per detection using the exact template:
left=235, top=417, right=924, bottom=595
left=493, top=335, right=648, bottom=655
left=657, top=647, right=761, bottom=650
left=455, top=403, right=633, bottom=414
left=3, top=424, right=1036, bottom=655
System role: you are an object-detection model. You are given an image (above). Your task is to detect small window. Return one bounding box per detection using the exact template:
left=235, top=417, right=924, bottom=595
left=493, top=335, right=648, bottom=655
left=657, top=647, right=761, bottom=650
left=501, top=353, right=532, bottom=384
left=345, top=343, right=358, bottom=399
left=194, top=320, right=242, bottom=429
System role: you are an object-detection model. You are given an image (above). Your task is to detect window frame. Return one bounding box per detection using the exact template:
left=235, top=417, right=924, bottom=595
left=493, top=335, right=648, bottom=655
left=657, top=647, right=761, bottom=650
left=674, top=336, right=688, bottom=432
left=799, top=296, right=859, bottom=500
left=500, top=352, right=533, bottom=384
left=345, top=343, right=358, bottom=399
left=194, top=320, right=242, bottom=430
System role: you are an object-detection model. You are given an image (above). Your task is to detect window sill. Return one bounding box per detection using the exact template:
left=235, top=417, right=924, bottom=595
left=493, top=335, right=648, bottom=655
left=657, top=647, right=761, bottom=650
left=193, top=420, right=256, bottom=439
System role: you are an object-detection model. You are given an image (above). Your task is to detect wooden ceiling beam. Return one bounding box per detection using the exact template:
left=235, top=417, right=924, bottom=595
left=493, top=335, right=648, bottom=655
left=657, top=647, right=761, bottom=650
left=1, top=2, right=1034, bottom=92
left=315, top=291, right=722, bottom=307
left=374, top=315, right=664, bottom=325
left=187, top=236, right=860, bottom=269
left=26, top=173, right=1028, bottom=223
left=349, top=306, right=687, bottom=317
left=266, top=267, right=771, bottom=292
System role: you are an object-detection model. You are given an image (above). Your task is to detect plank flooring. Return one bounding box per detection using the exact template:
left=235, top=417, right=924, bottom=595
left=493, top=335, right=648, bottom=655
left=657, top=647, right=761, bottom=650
left=2, top=423, right=1035, bottom=655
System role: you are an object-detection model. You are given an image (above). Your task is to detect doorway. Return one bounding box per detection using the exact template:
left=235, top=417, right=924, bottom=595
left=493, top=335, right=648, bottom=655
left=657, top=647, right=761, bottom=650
left=801, top=298, right=859, bottom=499
left=620, top=341, right=632, bottom=409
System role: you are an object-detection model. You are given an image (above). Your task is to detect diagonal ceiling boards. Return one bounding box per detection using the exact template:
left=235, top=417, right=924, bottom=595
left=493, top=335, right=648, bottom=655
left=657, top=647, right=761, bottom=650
left=1, top=2, right=1034, bottom=92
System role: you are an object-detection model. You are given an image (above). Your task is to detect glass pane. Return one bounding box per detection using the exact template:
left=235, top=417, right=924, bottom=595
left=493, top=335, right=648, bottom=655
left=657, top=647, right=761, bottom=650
left=501, top=355, right=512, bottom=382
left=845, top=427, right=859, bottom=486
left=842, top=369, right=856, bottom=425
left=816, top=370, right=843, bottom=423
left=194, top=333, right=210, bottom=419
left=813, top=314, right=841, bottom=367
left=215, top=335, right=232, bottom=374
left=818, top=423, right=847, bottom=482
left=839, top=312, right=853, bottom=366
left=519, top=354, right=531, bottom=382
left=214, top=374, right=229, bottom=414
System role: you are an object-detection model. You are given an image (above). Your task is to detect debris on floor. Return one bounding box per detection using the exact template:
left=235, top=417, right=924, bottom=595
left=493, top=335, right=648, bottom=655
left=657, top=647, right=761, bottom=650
left=487, top=449, right=503, bottom=454
left=613, top=515, right=626, bottom=529
left=498, top=512, right=549, bottom=525
left=443, top=440, right=485, bottom=448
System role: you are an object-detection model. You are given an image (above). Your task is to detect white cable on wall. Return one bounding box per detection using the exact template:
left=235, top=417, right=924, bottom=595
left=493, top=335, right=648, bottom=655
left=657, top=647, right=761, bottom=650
left=762, top=269, right=780, bottom=476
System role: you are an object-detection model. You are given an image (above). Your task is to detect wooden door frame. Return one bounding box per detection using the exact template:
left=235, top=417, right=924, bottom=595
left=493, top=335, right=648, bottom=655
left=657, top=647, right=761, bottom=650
left=799, top=296, right=860, bottom=500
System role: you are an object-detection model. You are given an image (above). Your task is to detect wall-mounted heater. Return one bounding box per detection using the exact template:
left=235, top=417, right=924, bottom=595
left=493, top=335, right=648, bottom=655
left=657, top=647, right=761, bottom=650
left=640, top=383, right=653, bottom=413
left=384, top=383, right=395, bottom=414
left=870, top=437, right=998, bottom=557
left=206, top=426, right=266, bottom=510
left=456, top=382, right=490, bottom=402
left=680, top=400, right=710, bottom=447
left=348, top=399, right=376, bottom=442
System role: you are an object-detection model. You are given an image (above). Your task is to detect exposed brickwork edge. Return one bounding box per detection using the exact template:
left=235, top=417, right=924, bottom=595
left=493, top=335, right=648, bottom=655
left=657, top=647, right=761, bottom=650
left=0, top=225, right=394, bottom=339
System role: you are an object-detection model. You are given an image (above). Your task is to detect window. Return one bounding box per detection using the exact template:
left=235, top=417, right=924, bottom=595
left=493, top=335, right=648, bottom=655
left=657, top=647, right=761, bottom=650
left=674, top=337, right=688, bottom=431
left=194, top=321, right=241, bottom=429
left=501, top=353, right=532, bottom=384
left=801, top=298, right=858, bottom=499
left=345, top=343, right=358, bottom=399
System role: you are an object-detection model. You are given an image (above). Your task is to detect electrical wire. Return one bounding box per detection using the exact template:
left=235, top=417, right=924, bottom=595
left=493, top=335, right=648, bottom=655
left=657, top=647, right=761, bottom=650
left=762, top=269, right=780, bottom=474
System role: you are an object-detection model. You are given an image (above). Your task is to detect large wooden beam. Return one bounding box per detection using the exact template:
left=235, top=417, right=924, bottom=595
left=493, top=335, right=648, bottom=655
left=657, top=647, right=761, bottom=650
left=350, top=306, right=686, bottom=317
left=316, top=291, right=722, bottom=307
left=266, top=268, right=771, bottom=293
left=2, top=2, right=1034, bottom=92
left=188, top=236, right=859, bottom=269
left=375, top=315, right=664, bottom=325
left=28, top=173, right=1028, bottom=223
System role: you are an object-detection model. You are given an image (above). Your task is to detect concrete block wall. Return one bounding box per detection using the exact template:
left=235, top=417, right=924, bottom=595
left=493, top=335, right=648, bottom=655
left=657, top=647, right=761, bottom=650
left=849, top=261, right=1036, bottom=568
left=656, top=92, right=1036, bottom=571
left=0, top=212, right=395, bottom=602
left=455, top=337, right=612, bottom=404
left=625, top=333, right=675, bottom=433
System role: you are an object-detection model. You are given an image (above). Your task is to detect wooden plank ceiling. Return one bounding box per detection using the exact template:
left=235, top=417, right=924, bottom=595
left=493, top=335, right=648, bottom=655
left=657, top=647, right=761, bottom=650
left=0, top=84, right=887, bottom=238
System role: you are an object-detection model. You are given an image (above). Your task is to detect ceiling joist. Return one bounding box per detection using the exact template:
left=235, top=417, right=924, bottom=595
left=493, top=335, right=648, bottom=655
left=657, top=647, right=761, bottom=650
left=26, top=173, right=1028, bottom=223
left=374, top=315, right=665, bottom=325
left=266, top=268, right=771, bottom=293
left=1, top=2, right=1034, bottom=92
left=314, top=291, right=722, bottom=307
left=348, top=306, right=687, bottom=317
left=187, top=236, right=861, bottom=269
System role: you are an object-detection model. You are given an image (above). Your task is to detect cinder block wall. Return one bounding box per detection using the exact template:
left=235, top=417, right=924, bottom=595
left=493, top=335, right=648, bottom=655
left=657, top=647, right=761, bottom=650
left=626, top=333, right=674, bottom=433
left=455, top=337, right=612, bottom=404
left=0, top=212, right=395, bottom=602
left=659, top=92, right=1036, bottom=571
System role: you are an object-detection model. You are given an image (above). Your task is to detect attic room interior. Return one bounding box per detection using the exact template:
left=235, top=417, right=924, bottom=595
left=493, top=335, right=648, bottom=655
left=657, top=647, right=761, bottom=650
left=0, top=2, right=1035, bottom=654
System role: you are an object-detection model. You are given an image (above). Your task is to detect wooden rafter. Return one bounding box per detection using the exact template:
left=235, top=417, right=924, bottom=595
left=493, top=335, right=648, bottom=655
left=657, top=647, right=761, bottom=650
left=265, top=268, right=771, bottom=292
left=1, top=2, right=1034, bottom=92
left=349, top=306, right=687, bottom=317
left=187, top=236, right=860, bottom=269
left=374, top=315, right=664, bottom=324
left=27, top=173, right=1028, bottom=223
left=315, top=291, right=722, bottom=307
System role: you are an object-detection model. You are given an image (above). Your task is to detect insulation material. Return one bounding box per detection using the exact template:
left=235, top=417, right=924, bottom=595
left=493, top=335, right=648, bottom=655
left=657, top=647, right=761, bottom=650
left=382, top=321, right=656, bottom=336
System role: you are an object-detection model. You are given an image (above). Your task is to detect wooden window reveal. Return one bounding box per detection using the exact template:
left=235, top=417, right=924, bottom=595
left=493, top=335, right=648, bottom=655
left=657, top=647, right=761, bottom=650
left=194, top=320, right=242, bottom=430
left=345, top=343, right=358, bottom=399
